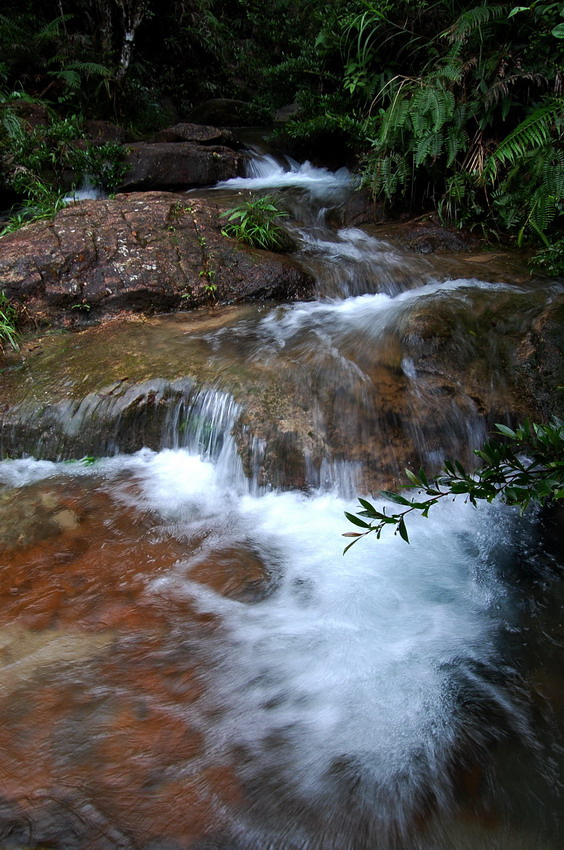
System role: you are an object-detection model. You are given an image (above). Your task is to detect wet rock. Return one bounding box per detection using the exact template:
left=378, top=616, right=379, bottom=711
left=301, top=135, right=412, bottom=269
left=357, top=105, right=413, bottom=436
left=187, top=544, right=274, bottom=602
left=374, top=219, right=481, bottom=253
left=274, top=103, right=303, bottom=123
left=0, top=469, right=251, bottom=849
left=153, top=122, right=239, bottom=148
left=13, top=101, right=49, bottom=130
left=0, top=193, right=314, bottom=327
left=328, top=189, right=387, bottom=227
left=121, top=142, right=243, bottom=190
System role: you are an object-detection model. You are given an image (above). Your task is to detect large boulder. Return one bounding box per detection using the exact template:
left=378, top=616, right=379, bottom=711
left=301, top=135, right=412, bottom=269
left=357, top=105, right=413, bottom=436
left=120, top=142, right=243, bottom=190
left=0, top=192, right=314, bottom=327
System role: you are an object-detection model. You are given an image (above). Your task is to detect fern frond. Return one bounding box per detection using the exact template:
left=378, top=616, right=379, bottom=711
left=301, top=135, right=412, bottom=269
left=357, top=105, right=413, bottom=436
left=446, top=125, right=468, bottom=167
left=442, top=4, right=509, bottom=44
left=484, top=73, right=547, bottom=107
left=66, top=61, right=112, bottom=78
left=414, top=130, right=444, bottom=167
left=49, top=69, right=80, bottom=89
left=485, top=99, right=562, bottom=178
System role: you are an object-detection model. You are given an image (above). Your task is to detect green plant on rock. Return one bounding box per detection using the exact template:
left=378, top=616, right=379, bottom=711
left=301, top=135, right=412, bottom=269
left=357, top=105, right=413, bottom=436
left=0, top=290, right=19, bottom=351
left=220, top=194, right=288, bottom=251
left=343, top=419, right=564, bottom=551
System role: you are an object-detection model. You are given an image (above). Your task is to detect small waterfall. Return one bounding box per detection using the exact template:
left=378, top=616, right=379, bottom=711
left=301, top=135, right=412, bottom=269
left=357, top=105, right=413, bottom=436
left=0, top=379, right=245, bottom=489
left=215, top=145, right=353, bottom=203
left=63, top=177, right=104, bottom=203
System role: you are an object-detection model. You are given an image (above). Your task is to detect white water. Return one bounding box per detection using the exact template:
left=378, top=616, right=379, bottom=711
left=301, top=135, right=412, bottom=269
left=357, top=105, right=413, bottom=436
left=0, top=449, right=545, bottom=847
left=215, top=147, right=352, bottom=202
left=63, top=177, right=104, bottom=203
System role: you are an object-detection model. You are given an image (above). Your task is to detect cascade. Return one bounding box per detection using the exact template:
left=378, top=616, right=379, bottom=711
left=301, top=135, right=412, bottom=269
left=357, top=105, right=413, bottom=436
left=0, top=145, right=562, bottom=850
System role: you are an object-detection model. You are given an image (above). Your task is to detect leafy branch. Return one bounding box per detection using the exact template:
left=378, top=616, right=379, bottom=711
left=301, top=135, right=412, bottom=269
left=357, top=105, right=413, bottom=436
left=343, top=419, right=564, bottom=552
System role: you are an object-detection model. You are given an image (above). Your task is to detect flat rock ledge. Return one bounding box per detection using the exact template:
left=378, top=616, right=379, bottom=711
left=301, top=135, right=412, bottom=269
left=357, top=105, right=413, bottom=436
left=0, top=192, right=314, bottom=327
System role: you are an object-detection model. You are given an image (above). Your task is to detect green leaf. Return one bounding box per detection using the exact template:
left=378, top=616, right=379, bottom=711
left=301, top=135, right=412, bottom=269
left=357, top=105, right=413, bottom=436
left=380, top=491, right=412, bottom=506
left=495, top=424, right=517, bottom=439
left=344, top=512, right=371, bottom=529
left=508, top=6, right=530, bottom=18
left=552, top=23, right=564, bottom=38
left=404, top=468, right=421, bottom=487
left=398, top=517, right=410, bottom=543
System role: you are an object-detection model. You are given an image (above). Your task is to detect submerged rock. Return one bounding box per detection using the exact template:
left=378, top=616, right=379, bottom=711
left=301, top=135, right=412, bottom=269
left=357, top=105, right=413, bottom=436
left=0, top=193, right=313, bottom=327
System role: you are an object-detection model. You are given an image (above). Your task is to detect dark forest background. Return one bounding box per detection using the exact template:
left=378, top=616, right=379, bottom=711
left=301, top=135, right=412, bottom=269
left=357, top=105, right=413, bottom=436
left=1, top=1, right=562, bottom=269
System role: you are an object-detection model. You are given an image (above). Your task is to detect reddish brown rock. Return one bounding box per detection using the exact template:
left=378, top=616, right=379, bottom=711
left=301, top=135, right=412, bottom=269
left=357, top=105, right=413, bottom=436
left=0, top=193, right=313, bottom=327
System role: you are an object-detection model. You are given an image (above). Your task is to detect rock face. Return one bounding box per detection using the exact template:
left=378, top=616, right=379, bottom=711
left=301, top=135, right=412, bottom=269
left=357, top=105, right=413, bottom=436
left=0, top=192, right=314, bottom=327
left=121, top=141, right=243, bottom=189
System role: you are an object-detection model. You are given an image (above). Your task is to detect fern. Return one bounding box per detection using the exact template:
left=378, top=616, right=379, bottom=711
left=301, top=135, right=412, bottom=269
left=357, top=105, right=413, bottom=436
left=66, top=61, right=112, bottom=78
left=442, top=4, right=510, bottom=44
left=485, top=99, right=562, bottom=178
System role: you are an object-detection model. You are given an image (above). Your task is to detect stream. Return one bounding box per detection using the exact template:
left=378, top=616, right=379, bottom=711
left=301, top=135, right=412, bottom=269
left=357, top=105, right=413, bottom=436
left=0, top=147, right=562, bottom=850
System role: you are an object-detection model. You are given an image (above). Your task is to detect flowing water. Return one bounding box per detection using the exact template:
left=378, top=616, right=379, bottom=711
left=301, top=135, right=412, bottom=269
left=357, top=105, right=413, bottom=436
left=0, top=149, right=562, bottom=850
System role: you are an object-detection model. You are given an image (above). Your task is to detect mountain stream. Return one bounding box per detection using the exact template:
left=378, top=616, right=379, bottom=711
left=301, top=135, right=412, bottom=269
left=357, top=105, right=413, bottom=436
left=0, top=147, right=562, bottom=850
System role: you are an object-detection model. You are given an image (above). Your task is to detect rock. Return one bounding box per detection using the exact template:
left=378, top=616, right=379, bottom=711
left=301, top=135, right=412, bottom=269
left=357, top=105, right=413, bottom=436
left=85, top=119, right=126, bottom=143
left=153, top=122, right=239, bottom=148
left=274, top=103, right=303, bottom=123
left=121, top=142, right=243, bottom=189
left=12, top=102, right=49, bottom=130
left=512, top=297, right=564, bottom=419
left=328, top=189, right=386, bottom=227
left=188, top=98, right=266, bottom=127
left=0, top=192, right=314, bottom=327
left=373, top=219, right=480, bottom=253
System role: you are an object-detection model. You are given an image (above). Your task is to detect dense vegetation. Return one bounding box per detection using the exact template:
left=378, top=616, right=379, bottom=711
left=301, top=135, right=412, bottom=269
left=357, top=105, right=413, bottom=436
left=0, top=1, right=562, bottom=267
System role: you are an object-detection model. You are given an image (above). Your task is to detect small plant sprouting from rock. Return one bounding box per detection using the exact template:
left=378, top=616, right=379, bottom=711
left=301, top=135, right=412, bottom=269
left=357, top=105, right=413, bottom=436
left=199, top=268, right=217, bottom=295
left=0, top=291, right=19, bottom=351
left=343, top=419, right=564, bottom=551
left=220, top=194, right=288, bottom=251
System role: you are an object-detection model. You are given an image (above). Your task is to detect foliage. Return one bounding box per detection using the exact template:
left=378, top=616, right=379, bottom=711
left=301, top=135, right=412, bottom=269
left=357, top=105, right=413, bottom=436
left=343, top=420, right=564, bottom=551
left=1, top=114, right=126, bottom=193
left=220, top=195, right=288, bottom=251
left=270, top=1, right=563, bottom=252
left=0, top=291, right=19, bottom=351
left=529, top=237, right=564, bottom=277
left=0, top=109, right=126, bottom=236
